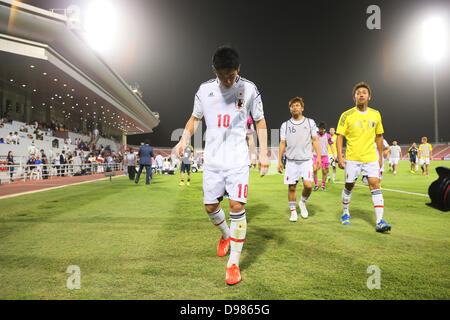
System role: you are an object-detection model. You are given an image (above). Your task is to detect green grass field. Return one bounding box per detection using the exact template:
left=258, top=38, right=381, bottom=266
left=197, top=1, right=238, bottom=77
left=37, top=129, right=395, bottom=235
left=0, top=161, right=449, bottom=300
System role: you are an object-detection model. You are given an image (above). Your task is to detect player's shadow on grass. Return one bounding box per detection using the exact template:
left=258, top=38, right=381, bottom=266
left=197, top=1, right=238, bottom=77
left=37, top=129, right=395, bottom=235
left=337, top=208, right=376, bottom=226
left=245, top=203, right=270, bottom=223
left=240, top=225, right=286, bottom=272
left=306, top=203, right=320, bottom=217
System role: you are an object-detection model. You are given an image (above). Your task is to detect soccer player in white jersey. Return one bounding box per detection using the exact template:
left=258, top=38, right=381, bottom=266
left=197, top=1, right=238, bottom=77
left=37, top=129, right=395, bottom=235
left=278, top=97, right=321, bottom=222
left=336, top=82, right=391, bottom=233
left=389, top=141, right=402, bottom=175
left=175, top=46, right=269, bottom=285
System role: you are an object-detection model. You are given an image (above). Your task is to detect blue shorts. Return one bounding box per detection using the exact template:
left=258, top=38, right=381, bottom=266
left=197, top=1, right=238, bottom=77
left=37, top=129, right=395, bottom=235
left=181, top=162, right=191, bottom=173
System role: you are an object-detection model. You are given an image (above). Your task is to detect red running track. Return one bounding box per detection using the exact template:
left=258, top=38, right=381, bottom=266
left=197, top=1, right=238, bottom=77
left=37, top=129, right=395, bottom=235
left=0, top=171, right=124, bottom=199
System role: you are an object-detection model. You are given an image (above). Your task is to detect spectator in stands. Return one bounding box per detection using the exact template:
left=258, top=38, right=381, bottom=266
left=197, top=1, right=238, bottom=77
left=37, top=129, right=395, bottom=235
left=40, top=149, right=48, bottom=179
left=63, top=140, right=69, bottom=153
left=6, top=132, right=13, bottom=144
left=7, top=151, right=14, bottom=181
left=54, top=152, right=61, bottom=176
left=60, top=151, right=67, bottom=177
left=27, top=155, right=36, bottom=178
left=0, top=138, right=4, bottom=144
left=67, top=151, right=73, bottom=175
left=28, top=140, right=38, bottom=156
left=12, top=132, right=19, bottom=144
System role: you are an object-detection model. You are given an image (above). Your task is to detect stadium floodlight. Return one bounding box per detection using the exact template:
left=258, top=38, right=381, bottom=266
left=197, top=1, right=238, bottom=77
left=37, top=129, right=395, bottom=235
left=84, top=0, right=119, bottom=52
left=422, top=17, right=446, bottom=63
left=421, top=16, right=447, bottom=143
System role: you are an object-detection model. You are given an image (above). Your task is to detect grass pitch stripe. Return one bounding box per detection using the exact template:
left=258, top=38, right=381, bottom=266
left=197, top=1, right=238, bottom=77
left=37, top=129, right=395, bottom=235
left=335, top=181, right=428, bottom=197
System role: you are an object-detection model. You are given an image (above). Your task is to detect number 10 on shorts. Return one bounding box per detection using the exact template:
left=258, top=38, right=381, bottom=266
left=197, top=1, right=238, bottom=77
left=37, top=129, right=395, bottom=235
left=238, top=184, right=248, bottom=199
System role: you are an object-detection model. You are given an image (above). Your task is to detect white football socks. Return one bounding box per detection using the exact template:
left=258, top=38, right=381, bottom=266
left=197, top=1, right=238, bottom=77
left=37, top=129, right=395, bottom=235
left=342, top=187, right=352, bottom=216
left=228, top=210, right=247, bottom=267
left=371, top=189, right=384, bottom=223
left=289, top=201, right=297, bottom=213
left=207, top=208, right=230, bottom=239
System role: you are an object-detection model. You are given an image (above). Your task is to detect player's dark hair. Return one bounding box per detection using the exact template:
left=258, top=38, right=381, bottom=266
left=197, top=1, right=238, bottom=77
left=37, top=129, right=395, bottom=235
left=318, top=122, right=326, bottom=129
left=352, top=81, right=372, bottom=97
left=212, top=46, right=240, bottom=70
left=288, top=96, right=304, bottom=108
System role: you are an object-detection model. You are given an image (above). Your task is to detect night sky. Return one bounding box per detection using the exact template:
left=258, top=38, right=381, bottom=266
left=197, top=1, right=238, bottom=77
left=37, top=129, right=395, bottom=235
left=21, top=0, right=450, bottom=146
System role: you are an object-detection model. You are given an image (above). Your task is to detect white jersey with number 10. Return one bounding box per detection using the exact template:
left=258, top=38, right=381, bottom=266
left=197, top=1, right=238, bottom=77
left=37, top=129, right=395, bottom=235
left=192, top=76, right=264, bottom=170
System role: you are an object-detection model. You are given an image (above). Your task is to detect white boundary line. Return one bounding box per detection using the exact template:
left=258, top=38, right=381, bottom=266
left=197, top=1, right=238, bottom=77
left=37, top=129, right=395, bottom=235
left=335, top=181, right=428, bottom=197
left=0, top=174, right=125, bottom=200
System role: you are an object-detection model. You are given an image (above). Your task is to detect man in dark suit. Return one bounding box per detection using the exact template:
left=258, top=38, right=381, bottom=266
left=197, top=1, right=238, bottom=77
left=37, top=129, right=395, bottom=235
left=135, top=139, right=155, bottom=185
left=60, top=150, right=67, bottom=177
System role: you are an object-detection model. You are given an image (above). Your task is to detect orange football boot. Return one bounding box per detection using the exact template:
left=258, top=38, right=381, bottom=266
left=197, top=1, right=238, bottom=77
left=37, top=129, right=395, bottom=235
left=217, top=237, right=231, bottom=257
left=226, top=264, right=241, bottom=285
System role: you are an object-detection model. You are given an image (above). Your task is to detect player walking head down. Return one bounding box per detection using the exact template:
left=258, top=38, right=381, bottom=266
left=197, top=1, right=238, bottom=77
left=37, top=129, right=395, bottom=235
left=175, top=45, right=269, bottom=285
left=212, top=46, right=240, bottom=89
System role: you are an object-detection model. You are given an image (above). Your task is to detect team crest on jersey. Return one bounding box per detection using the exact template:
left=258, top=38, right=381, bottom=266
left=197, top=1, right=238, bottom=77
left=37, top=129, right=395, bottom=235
left=235, top=91, right=245, bottom=109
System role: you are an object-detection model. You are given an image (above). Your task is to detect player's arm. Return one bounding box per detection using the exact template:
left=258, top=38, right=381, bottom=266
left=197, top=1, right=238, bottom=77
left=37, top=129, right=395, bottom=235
left=375, top=134, right=384, bottom=168
left=255, top=118, right=269, bottom=177
left=312, top=136, right=322, bottom=169
left=336, top=134, right=345, bottom=169
left=332, top=140, right=337, bottom=158
left=429, top=145, right=432, bottom=161
left=384, top=145, right=391, bottom=158
left=418, top=145, right=422, bottom=159
left=246, top=134, right=257, bottom=168
left=278, top=140, right=286, bottom=173
left=175, top=115, right=201, bottom=158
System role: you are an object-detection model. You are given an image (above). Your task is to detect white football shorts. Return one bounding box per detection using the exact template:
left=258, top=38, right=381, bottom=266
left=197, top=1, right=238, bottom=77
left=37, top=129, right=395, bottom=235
left=345, top=160, right=380, bottom=183
left=419, top=158, right=430, bottom=165
left=284, top=159, right=314, bottom=185
left=203, top=165, right=249, bottom=204
left=390, top=157, right=400, bottom=165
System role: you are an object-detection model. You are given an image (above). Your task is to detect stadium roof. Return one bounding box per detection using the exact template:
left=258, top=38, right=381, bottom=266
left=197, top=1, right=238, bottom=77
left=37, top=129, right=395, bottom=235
left=0, top=0, right=159, bottom=134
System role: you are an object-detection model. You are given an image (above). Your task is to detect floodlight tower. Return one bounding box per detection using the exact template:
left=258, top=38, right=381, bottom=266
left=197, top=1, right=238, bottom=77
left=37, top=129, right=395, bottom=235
left=422, top=17, right=446, bottom=143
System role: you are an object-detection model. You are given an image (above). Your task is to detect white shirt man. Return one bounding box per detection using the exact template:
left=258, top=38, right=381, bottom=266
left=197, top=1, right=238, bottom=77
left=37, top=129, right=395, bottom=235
left=390, top=141, right=402, bottom=175
left=6, top=132, right=13, bottom=144
left=28, top=141, right=38, bottom=156
left=12, top=132, right=19, bottom=144
left=155, top=154, right=164, bottom=173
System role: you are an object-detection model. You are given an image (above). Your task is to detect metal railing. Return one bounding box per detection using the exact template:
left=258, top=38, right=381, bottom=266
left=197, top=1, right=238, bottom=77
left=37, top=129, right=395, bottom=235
left=0, top=163, right=123, bottom=183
